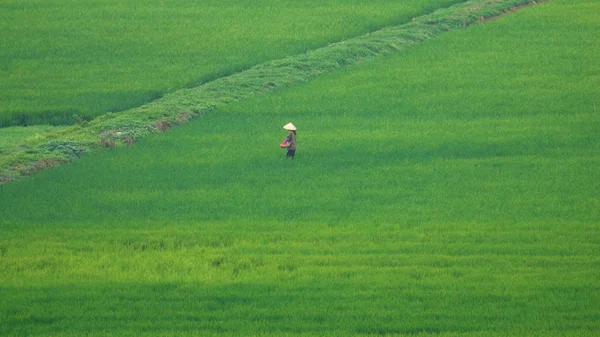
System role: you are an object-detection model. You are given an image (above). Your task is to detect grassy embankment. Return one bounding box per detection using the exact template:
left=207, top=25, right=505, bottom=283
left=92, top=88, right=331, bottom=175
left=0, top=0, right=540, bottom=183
left=1, top=0, right=599, bottom=336
left=0, top=0, right=461, bottom=127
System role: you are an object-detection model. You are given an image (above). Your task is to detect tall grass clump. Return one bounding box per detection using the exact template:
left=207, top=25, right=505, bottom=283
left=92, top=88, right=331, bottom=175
left=1, top=0, right=598, bottom=336
left=0, top=0, right=462, bottom=127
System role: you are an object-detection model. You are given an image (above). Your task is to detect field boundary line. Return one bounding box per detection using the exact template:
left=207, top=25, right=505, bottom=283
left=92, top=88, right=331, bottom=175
left=0, top=0, right=542, bottom=185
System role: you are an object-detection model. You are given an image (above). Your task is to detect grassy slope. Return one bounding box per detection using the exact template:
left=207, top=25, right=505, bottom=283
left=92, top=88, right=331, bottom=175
left=1, top=0, right=599, bottom=336
left=0, top=0, right=461, bottom=126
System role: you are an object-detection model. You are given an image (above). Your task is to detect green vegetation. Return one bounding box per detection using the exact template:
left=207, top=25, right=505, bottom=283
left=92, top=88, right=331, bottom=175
left=1, top=0, right=599, bottom=336
left=0, top=126, right=66, bottom=155
left=0, top=0, right=542, bottom=184
left=0, top=0, right=461, bottom=126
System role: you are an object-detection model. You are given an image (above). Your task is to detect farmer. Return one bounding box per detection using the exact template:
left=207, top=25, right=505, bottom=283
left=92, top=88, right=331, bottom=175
left=282, top=122, right=297, bottom=159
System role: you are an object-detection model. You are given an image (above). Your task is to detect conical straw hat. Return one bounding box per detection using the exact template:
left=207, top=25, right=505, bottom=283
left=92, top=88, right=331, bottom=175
left=283, top=122, right=296, bottom=131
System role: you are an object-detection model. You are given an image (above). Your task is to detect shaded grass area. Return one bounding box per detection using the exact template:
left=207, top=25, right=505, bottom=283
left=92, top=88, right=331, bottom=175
left=0, top=0, right=541, bottom=185
left=1, top=0, right=463, bottom=127
left=1, top=0, right=599, bottom=335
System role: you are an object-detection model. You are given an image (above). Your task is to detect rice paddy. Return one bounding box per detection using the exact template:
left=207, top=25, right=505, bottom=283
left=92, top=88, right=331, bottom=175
left=0, top=0, right=460, bottom=126
left=1, top=0, right=598, bottom=336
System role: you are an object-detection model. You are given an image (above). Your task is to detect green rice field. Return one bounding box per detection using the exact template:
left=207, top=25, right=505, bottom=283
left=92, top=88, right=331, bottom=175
left=1, top=0, right=599, bottom=336
left=0, top=0, right=460, bottom=126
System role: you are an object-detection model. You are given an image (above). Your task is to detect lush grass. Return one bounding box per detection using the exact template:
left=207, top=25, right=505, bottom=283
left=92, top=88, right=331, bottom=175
left=1, top=221, right=598, bottom=336
left=0, top=125, right=67, bottom=156
left=0, top=0, right=540, bottom=184
left=1, top=0, right=599, bottom=336
left=0, top=0, right=462, bottom=126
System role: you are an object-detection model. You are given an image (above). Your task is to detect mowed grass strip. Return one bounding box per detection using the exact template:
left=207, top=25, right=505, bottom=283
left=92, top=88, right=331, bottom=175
left=0, top=0, right=461, bottom=126
left=1, top=0, right=599, bottom=336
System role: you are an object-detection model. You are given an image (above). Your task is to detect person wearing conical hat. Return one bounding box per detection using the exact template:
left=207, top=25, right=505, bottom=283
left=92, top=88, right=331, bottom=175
left=282, top=122, right=297, bottom=159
